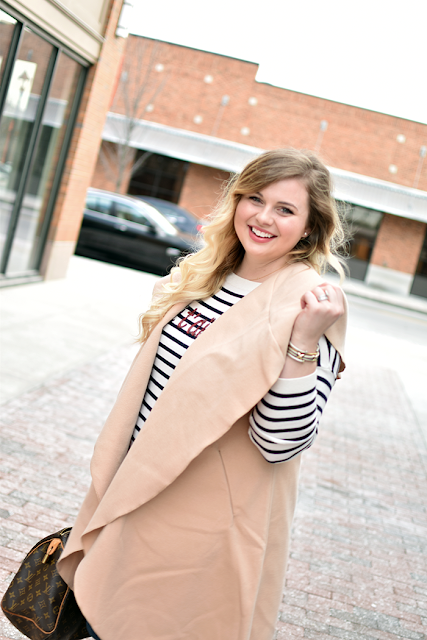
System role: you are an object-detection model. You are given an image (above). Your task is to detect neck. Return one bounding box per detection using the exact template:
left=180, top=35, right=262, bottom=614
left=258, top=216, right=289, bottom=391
left=235, top=259, right=288, bottom=283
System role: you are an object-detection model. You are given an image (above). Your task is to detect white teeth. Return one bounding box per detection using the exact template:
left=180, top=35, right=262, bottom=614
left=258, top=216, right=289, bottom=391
left=251, top=227, right=274, bottom=238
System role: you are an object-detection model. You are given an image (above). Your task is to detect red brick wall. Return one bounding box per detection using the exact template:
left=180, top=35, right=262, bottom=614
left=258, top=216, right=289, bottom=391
left=44, top=0, right=126, bottom=248
left=178, top=164, right=230, bottom=219
left=92, top=142, right=117, bottom=193
left=110, top=36, right=427, bottom=193
left=92, top=141, right=136, bottom=194
left=370, top=215, right=426, bottom=274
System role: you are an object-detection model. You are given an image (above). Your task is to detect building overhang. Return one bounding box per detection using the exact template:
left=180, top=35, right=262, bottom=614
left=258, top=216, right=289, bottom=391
left=6, top=0, right=107, bottom=63
left=330, top=168, right=427, bottom=223
left=103, top=113, right=427, bottom=224
left=104, top=112, right=261, bottom=172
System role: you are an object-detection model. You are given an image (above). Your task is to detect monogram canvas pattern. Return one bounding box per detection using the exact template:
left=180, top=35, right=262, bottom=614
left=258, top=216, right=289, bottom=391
left=1, top=528, right=87, bottom=640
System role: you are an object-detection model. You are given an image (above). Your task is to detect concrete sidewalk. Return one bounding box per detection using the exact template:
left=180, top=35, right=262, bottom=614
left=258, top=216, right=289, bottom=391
left=0, top=257, right=426, bottom=640
left=0, top=257, right=159, bottom=405
left=1, top=255, right=426, bottom=407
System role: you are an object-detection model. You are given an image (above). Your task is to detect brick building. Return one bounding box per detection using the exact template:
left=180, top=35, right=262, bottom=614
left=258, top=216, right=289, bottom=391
left=92, top=35, right=427, bottom=297
left=0, top=0, right=127, bottom=284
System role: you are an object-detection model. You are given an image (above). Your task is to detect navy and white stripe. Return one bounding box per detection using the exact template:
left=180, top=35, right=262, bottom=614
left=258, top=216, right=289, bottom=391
left=130, top=277, right=246, bottom=444
left=131, top=273, right=340, bottom=463
left=248, top=337, right=340, bottom=462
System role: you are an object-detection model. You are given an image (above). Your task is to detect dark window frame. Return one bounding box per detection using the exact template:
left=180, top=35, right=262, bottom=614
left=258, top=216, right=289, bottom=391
left=128, top=150, right=189, bottom=204
left=410, top=226, right=427, bottom=298
left=337, top=200, right=384, bottom=281
left=0, top=1, right=88, bottom=279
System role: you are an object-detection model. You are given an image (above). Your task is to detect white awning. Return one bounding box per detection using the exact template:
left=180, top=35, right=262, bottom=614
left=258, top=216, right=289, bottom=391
left=103, top=113, right=260, bottom=173
left=331, top=168, right=427, bottom=223
left=103, top=113, right=427, bottom=224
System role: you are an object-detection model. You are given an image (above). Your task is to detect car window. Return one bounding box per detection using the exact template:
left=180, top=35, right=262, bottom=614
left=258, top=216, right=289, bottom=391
left=164, top=213, right=196, bottom=234
left=147, top=202, right=198, bottom=234
left=114, top=201, right=153, bottom=227
left=86, top=194, right=112, bottom=215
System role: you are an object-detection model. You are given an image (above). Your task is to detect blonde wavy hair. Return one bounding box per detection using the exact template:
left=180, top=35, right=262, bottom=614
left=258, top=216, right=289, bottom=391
left=138, top=148, right=346, bottom=343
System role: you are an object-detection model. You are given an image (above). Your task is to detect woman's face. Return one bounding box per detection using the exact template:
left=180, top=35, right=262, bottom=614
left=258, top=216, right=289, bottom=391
left=234, top=178, right=311, bottom=268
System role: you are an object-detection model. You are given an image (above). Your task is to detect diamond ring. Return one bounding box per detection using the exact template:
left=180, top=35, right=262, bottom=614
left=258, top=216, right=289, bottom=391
left=317, top=292, right=329, bottom=302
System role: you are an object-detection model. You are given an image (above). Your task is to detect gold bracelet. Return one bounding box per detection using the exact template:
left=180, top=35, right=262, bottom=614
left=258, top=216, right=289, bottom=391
left=287, top=341, right=319, bottom=363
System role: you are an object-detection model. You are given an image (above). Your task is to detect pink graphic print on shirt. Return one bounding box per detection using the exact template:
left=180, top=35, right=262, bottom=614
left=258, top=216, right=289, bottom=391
left=177, top=308, right=215, bottom=338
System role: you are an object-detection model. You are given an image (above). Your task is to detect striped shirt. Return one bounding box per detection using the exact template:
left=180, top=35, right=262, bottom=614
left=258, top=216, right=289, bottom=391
left=131, top=273, right=340, bottom=463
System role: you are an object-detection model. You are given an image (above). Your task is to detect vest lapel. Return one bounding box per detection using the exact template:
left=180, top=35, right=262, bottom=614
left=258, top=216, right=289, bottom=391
left=83, top=263, right=346, bottom=538
left=90, top=299, right=188, bottom=499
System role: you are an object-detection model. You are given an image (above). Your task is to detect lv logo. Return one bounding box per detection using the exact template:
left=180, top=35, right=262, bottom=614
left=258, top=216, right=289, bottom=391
left=1, top=527, right=87, bottom=640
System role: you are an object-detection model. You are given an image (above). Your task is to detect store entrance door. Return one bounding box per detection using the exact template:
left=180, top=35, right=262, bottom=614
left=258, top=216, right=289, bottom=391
left=0, top=9, right=84, bottom=281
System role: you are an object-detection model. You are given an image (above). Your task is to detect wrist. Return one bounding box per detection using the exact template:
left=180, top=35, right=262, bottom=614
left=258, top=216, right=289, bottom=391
left=287, top=341, right=319, bottom=364
left=289, top=333, right=319, bottom=353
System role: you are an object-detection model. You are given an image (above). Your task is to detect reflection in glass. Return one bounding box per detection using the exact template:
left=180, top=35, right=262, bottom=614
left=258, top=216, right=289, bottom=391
left=0, top=28, right=53, bottom=269
left=0, top=10, right=17, bottom=86
left=343, top=203, right=383, bottom=281
left=0, top=10, right=18, bottom=217
left=7, top=53, right=81, bottom=273
left=128, top=151, right=189, bottom=203
left=410, top=229, right=427, bottom=298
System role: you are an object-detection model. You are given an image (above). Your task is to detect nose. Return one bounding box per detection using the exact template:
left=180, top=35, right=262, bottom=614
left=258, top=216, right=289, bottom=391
left=255, top=205, right=274, bottom=226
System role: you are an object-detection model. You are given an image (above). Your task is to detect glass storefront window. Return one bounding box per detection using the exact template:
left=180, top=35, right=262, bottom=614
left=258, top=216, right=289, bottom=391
left=6, top=53, right=81, bottom=274
left=0, top=10, right=17, bottom=225
left=0, top=10, right=17, bottom=86
left=410, top=228, right=427, bottom=298
left=340, top=203, right=383, bottom=281
left=0, top=27, right=54, bottom=269
left=0, top=12, right=85, bottom=279
left=128, top=151, right=189, bottom=203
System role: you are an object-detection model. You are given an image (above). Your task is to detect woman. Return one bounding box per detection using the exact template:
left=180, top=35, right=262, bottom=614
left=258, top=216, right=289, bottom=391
left=58, top=148, right=347, bottom=640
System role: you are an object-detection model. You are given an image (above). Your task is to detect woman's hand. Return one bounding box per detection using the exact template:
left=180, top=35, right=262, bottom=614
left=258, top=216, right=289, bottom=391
left=290, top=283, right=345, bottom=351
left=279, top=283, right=345, bottom=379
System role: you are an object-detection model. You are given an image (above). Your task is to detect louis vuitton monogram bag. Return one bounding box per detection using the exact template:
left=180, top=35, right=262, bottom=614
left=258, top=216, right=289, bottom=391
left=1, top=527, right=87, bottom=640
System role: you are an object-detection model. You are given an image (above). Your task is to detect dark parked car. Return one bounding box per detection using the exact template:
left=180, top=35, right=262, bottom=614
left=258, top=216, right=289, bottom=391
left=136, top=196, right=205, bottom=236
left=75, top=189, right=201, bottom=275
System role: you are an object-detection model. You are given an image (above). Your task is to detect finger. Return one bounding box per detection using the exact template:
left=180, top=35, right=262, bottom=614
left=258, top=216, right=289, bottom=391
left=320, top=284, right=343, bottom=308
left=302, top=290, right=320, bottom=308
left=312, top=286, right=331, bottom=303
left=318, top=284, right=340, bottom=305
left=317, top=285, right=345, bottom=317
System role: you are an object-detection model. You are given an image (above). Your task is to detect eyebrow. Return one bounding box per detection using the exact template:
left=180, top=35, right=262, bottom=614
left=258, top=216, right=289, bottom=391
left=256, top=192, right=298, bottom=211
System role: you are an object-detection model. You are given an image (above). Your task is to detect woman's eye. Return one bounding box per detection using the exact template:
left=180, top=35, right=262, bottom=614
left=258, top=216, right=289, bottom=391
left=249, top=196, right=262, bottom=203
left=278, top=207, right=293, bottom=215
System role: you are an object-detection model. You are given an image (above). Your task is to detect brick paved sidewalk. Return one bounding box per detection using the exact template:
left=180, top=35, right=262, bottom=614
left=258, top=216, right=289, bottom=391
left=279, top=364, right=427, bottom=640
left=1, top=347, right=426, bottom=639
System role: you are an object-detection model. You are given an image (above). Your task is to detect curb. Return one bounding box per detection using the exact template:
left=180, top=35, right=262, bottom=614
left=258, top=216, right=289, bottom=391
left=325, top=275, right=427, bottom=315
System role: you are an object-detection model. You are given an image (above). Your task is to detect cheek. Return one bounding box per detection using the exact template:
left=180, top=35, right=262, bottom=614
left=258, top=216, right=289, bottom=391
left=234, top=204, right=247, bottom=230
left=233, top=211, right=240, bottom=233
left=233, top=213, right=242, bottom=240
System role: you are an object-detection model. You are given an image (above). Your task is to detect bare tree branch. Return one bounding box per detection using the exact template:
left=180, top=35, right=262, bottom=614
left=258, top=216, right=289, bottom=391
left=105, top=40, right=168, bottom=193
left=130, top=151, right=153, bottom=176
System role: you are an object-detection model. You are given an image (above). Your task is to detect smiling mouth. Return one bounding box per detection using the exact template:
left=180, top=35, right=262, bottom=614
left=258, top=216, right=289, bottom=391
left=250, top=226, right=275, bottom=239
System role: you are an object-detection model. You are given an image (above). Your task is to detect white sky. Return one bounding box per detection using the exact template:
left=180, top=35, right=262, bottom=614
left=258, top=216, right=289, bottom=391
left=130, top=0, right=427, bottom=126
